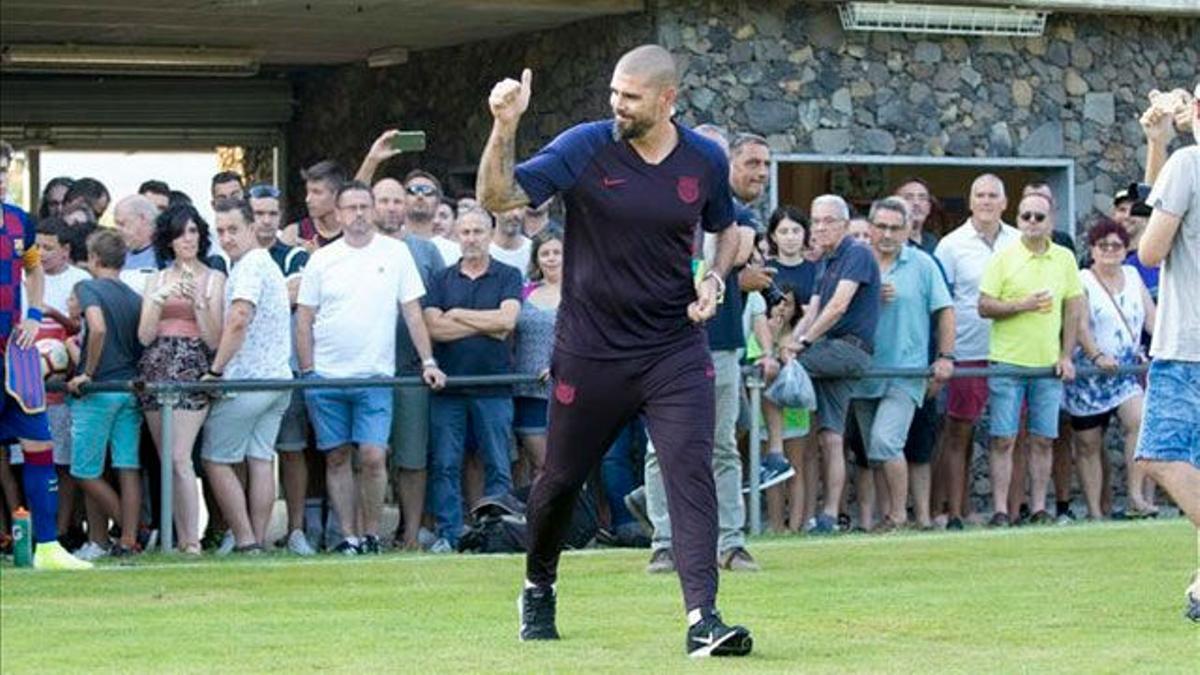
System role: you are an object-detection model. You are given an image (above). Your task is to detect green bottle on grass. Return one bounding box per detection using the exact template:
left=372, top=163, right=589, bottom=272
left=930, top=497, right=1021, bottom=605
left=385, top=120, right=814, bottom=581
left=12, top=507, right=33, bottom=567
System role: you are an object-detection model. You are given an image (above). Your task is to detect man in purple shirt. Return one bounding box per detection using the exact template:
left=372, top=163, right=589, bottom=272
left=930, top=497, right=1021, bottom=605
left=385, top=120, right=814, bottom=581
left=478, top=44, right=751, bottom=658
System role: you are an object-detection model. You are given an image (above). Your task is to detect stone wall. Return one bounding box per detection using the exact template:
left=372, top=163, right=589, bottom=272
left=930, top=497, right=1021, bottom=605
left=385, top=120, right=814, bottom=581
left=284, top=12, right=653, bottom=216
left=659, top=0, right=1198, bottom=229
left=283, top=1, right=1194, bottom=512
left=286, top=1, right=1197, bottom=226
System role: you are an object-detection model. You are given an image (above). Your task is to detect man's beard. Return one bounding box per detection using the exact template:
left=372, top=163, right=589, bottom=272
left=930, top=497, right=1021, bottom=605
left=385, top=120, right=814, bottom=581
left=376, top=217, right=402, bottom=234
left=613, top=115, right=653, bottom=140
left=407, top=205, right=435, bottom=225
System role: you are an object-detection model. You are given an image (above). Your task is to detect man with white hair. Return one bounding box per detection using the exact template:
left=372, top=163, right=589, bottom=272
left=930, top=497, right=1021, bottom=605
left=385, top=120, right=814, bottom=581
left=932, top=174, right=1019, bottom=530
left=113, top=194, right=162, bottom=293
left=1135, top=81, right=1200, bottom=622
left=784, top=193, right=882, bottom=534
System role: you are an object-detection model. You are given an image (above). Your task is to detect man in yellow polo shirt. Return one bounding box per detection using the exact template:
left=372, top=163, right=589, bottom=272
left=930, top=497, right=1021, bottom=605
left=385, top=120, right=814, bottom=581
left=978, top=192, right=1084, bottom=527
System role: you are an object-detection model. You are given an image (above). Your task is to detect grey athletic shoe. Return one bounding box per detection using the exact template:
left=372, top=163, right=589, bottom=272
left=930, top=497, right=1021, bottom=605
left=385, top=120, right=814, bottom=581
left=646, top=547, right=675, bottom=574
left=622, top=486, right=653, bottom=536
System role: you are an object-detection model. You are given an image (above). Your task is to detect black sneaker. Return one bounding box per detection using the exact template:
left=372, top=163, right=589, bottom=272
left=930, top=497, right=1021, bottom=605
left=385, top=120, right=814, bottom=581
left=361, top=535, right=382, bottom=554
left=946, top=517, right=964, bottom=531
left=686, top=610, right=753, bottom=658
left=333, top=539, right=361, bottom=555
left=989, top=512, right=1010, bottom=528
left=1029, top=510, right=1054, bottom=525
left=518, top=585, right=560, bottom=641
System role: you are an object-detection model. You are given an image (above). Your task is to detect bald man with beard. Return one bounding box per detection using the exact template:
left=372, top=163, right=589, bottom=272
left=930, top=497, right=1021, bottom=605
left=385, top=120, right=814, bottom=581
left=373, top=176, right=446, bottom=550
left=479, top=44, right=752, bottom=657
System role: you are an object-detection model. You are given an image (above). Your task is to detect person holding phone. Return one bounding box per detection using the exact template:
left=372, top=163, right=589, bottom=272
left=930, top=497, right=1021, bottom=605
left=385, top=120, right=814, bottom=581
left=135, top=204, right=224, bottom=555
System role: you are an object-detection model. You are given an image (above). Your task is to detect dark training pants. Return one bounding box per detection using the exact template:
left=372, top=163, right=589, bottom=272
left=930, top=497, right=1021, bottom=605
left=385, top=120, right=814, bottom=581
left=525, top=338, right=719, bottom=612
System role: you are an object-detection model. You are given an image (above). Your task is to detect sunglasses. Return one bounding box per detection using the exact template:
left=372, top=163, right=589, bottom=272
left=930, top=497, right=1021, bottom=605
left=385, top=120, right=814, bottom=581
left=1019, top=211, right=1048, bottom=223
left=247, top=184, right=280, bottom=199
left=406, top=184, right=438, bottom=197
left=1093, top=241, right=1125, bottom=252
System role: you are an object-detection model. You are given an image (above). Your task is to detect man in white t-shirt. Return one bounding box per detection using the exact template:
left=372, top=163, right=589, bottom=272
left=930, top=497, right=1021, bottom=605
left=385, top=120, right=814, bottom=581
left=33, top=217, right=91, bottom=540
left=200, top=199, right=293, bottom=551
left=1134, top=82, right=1200, bottom=622
left=296, top=181, right=446, bottom=555
left=35, top=218, right=91, bottom=329
left=489, top=207, right=532, bottom=278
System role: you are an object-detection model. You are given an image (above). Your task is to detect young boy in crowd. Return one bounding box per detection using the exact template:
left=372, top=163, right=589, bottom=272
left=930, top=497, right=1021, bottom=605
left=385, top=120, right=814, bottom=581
left=67, top=229, right=145, bottom=557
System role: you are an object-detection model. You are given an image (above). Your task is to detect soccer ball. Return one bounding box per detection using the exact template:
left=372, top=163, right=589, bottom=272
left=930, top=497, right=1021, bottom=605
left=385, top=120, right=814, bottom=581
left=35, top=338, right=71, bottom=379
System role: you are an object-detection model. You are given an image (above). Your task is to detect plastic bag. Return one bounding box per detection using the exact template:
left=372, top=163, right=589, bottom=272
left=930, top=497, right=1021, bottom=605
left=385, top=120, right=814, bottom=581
left=764, top=359, right=817, bottom=410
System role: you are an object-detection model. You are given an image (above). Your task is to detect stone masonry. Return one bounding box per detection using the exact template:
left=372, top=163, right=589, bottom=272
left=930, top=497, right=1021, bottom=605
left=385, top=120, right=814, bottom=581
left=284, top=0, right=1198, bottom=514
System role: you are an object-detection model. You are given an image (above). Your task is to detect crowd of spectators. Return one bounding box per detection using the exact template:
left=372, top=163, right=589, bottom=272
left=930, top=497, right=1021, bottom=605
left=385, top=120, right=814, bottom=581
left=0, top=81, right=1194, bottom=562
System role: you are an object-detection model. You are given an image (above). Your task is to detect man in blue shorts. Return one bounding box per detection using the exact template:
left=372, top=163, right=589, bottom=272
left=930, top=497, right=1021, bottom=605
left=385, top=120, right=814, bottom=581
left=1134, top=82, right=1200, bottom=621
left=0, top=140, right=89, bottom=569
left=478, top=45, right=751, bottom=657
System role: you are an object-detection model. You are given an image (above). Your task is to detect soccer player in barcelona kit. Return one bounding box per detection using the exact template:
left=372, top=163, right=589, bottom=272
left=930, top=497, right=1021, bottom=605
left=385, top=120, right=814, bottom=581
left=478, top=45, right=752, bottom=657
left=0, top=151, right=90, bottom=569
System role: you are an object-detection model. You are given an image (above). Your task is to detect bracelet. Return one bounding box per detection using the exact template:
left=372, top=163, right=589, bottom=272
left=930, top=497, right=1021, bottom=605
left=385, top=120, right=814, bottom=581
left=936, top=352, right=956, bottom=361
left=207, top=368, right=223, bottom=378
left=421, top=357, right=439, bottom=369
left=703, top=271, right=726, bottom=303
left=26, top=307, right=43, bottom=322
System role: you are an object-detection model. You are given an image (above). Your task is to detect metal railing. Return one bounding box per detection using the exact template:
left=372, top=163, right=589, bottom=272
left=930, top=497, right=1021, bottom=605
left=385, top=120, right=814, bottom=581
left=741, top=362, right=1149, bottom=535
left=49, top=363, right=1149, bottom=549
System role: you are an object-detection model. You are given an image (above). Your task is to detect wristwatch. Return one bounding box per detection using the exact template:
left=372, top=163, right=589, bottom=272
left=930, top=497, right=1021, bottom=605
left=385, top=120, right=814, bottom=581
left=798, top=336, right=813, bottom=349
left=936, top=352, right=956, bottom=361
left=422, top=357, right=439, bottom=369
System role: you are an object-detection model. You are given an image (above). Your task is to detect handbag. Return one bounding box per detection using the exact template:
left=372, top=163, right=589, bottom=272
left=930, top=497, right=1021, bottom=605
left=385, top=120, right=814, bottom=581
left=1087, top=269, right=1147, bottom=363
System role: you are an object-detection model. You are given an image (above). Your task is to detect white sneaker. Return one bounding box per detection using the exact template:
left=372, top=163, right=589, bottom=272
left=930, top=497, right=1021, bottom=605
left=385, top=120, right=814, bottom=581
left=417, top=527, right=437, bottom=549
left=33, top=541, right=93, bottom=570
left=429, top=538, right=455, bottom=554
left=287, top=529, right=317, bottom=557
left=216, top=530, right=236, bottom=556
left=74, top=541, right=110, bottom=562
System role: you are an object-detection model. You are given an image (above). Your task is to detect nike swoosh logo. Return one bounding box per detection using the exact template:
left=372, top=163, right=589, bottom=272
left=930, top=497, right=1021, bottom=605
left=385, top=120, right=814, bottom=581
left=602, top=177, right=627, bottom=188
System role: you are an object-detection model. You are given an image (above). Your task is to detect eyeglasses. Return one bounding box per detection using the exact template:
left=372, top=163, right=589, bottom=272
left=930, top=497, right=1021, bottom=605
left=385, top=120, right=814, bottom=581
left=1019, top=211, right=1048, bottom=223
left=247, top=184, right=280, bottom=199
left=406, top=184, right=438, bottom=197
left=871, top=222, right=906, bottom=233
left=1093, top=241, right=1125, bottom=252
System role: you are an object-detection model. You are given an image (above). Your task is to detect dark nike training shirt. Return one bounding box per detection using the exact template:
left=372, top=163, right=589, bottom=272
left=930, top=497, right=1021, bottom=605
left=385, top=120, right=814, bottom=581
left=515, top=120, right=735, bottom=359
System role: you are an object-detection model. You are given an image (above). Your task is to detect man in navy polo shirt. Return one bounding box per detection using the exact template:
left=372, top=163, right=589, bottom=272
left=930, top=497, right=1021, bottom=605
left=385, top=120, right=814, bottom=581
left=478, top=44, right=751, bottom=658
left=423, top=207, right=522, bottom=553
left=784, top=194, right=882, bottom=535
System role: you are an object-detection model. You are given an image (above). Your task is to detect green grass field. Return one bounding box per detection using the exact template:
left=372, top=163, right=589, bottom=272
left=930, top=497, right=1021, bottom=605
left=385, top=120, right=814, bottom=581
left=2, top=519, right=1197, bottom=673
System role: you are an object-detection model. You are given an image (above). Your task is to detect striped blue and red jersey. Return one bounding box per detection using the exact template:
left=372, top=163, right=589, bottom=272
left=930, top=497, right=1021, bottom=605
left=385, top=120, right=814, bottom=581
left=1, top=203, right=39, bottom=346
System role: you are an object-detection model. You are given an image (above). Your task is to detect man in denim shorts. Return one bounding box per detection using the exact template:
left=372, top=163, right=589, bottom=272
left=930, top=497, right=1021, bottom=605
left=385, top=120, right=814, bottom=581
left=1134, top=82, right=1200, bottom=622
left=978, top=192, right=1084, bottom=527
left=296, top=181, right=445, bottom=555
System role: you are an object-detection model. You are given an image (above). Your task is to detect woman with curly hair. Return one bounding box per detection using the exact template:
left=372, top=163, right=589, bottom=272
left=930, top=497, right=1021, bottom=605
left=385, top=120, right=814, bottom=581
left=135, top=204, right=225, bottom=554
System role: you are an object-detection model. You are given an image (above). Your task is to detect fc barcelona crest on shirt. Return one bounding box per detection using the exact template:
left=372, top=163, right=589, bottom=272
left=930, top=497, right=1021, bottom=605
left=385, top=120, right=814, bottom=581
left=676, top=176, right=700, bottom=204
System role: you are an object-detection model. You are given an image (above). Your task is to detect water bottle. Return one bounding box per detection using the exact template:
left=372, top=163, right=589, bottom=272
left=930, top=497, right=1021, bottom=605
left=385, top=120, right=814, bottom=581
left=12, top=507, right=32, bottom=568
